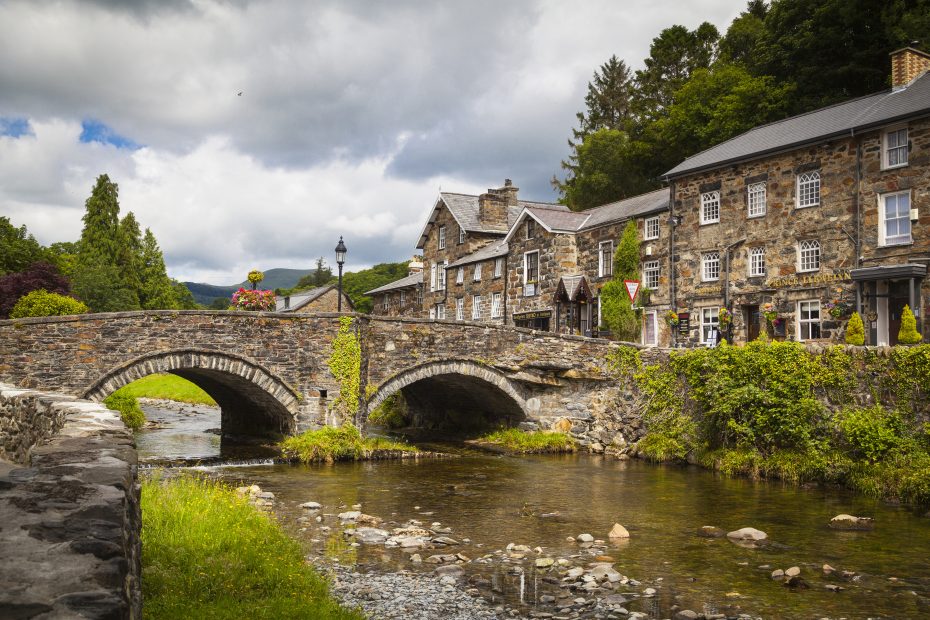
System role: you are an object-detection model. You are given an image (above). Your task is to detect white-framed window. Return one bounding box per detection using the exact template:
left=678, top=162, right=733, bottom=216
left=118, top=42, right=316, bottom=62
left=437, top=261, right=447, bottom=290
left=798, top=240, right=820, bottom=272
left=473, top=262, right=482, bottom=281
left=700, top=307, right=720, bottom=344
left=748, top=246, right=766, bottom=277
left=701, top=191, right=720, bottom=225
left=472, top=295, right=481, bottom=320
left=456, top=267, right=464, bottom=285
left=435, top=303, right=445, bottom=320
left=643, top=311, right=658, bottom=346
left=491, top=292, right=502, bottom=318
left=430, top=263, right=437, bottom=292
left=455, top=297, right=464, bottom=321
left=382, top=295, right=389, bottom=311
left=702, top=252, right=720, bottom=281
left=599, top=241, right=614, bottom=277
left=797, top=300, right=822, bottom=341
left=796, top=171, right=820, bottom=208
left=400, top=290, right=406, bottom=305
left=747, top=182, right=766, bottom=217
left=643, top=260, right=660, bottom=290
left=438, top=225, right=446, bottom=249
left=883, top=127, right=908, bottom=169
left=429, top=306, right=436, bottom=319
left=494, top=257, right=504, bottom=278
left=644, top=216, right=660, bottom=240
left=526, top=218, right=537, bottom=239
left=880, top=191, right=912, bottom=246
left=458, top=226, right=466, bottom=244
left=523, top=251, right=539, bottom=296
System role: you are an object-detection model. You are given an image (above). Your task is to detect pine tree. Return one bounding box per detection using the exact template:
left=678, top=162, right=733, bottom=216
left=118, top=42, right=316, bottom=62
left=78, top=174, right=121, bottom=268
left=116, top=211, right=144, bottom=304
left=139, top=228, right=179, bottom=309
left=600, top=221, right=641, bottom=341
left=845, top=312, right=865, bottom=346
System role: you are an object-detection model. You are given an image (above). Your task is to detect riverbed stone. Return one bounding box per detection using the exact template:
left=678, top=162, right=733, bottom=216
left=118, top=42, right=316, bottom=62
left=338, top=510, right=361, bottom=521
left=299, top=501, right=322, bottom=510
left=829, top=514, right=874, bottom=530
left=536, top=557, right=555, bottom=568
left=353, top=527, right=389, bottom=544
left=697, top=525, right=725, bottom=538
left=577, top=533, right=594, bottom=543
left=608, top=523, right=630, bottom=539
left=726, top=527, right=767, bottom=543
left=785, top=566, right=801, bottom=577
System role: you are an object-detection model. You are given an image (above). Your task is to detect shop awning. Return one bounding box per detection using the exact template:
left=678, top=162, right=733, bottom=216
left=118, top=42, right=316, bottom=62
left=850, top=263, right=927, bottom=281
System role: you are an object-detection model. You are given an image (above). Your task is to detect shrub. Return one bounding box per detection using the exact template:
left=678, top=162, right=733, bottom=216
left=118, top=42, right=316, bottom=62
left=280, top=424, right=416, bottom=463
left=0, top=261, right=72, bottom=318
left=9, top=289, right=88, bottom=318
left=368, top=393, right=407, bottom=428
left=838, top=405, right=903, bottom=462
left=845, top=312, right=865, bottom=345
left=104, top=392, right=146, bottom=430
left=898, top=304, right=922, bottom=344
left=477, top=428, right=577, bottom=453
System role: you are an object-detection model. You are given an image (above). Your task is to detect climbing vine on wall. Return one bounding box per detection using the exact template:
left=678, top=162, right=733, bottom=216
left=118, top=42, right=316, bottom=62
left=327, top=316, right=361, bottom=417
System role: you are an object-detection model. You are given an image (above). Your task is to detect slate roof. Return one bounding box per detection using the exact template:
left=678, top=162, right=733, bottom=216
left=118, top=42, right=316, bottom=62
left=416, top=193, right=565, bottom=249
left=275, top=284, right=347, bottom=312
left=664, top=71, right=930, bottom=178
left=446, top=240, right=509, bottom=269
left=364, top=272, right=423, bottom=296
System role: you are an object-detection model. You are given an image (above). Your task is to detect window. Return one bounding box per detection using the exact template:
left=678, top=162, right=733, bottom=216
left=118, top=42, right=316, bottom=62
left=747, top=182, right=766, bottom=217
left=472, top=295, right=482, bottom=320
left=430, top=263, right=437, bottom=292
left=643, top=311, right=658, bottom=346
left=884, top=128, right=908, bottom=169
left=437, top=261, right=447, bottom=290
left=700, top=307, right=720, bottom=344
left=416, top=285, right=422, bottom=306
left=381, top=295, right=389, bottom=311
left=748, top=247, right=766, bottom=277
left=400, top=290, right=406, bottom=305
left=701, top=191, right=720, bottom=224
left=643, top=260, right=660, bottom=290
left=523, top=251, right=539, bottom=296
left=494, top=257, right=504, bottom=278
left=473, top=262, right=482, bottom=281
left=599, top=241, right=614, bottom=277
left=880, top=191, right=912, bottom=246
left=702, top=252, right=720, bottom=281
left=491, top=292, right=502, bottom=318
left=434, top=303, right=445, bottom=320
left=456, top=267, right=464, bottom=285
left=455, top=297, right=464, bottom=321
left=429, top=306, right=435, bottom=319
left=438, top=225, right=446, bottom=249
left=796, top=171, right=820, bottom=208
left=798, top=300, right=821, bottom=340
left=644, top=217, right=660, bottom=240
left=526, top=218, right=537, bottom=239
left=798, top=240, right=820, bottom=272
left=458, top=226, right=466, bottom=244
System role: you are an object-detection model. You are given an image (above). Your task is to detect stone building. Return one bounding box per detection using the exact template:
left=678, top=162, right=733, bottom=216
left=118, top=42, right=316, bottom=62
left=663, top=47, right=930, bottom=346
left=364, top=258, right=424, bottom=317
left=275, top=284, right=353, bottom=313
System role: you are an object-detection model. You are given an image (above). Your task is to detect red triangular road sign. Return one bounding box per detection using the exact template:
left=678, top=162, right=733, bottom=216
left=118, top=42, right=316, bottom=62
left=624, top=280, right=640, bottom=303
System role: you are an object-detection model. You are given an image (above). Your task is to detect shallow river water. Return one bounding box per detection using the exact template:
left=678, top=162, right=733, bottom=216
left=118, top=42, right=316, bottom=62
left=139, top=404, right=930, bottom=619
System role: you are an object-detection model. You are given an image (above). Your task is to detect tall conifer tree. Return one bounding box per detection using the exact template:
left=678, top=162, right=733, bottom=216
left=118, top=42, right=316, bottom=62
left=139, top=228, right=178, bottom=309
left=78, top=174, right=121, bottom=268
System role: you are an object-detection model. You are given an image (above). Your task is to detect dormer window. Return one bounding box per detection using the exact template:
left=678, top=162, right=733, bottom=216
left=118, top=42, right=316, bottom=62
left=526, top=218, right=537, bottom=240
left=458, top=227, right=466, bottom=244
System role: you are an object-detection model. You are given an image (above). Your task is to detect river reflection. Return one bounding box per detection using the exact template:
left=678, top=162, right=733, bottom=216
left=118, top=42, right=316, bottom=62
left=138, top=406, right=930, bottom=618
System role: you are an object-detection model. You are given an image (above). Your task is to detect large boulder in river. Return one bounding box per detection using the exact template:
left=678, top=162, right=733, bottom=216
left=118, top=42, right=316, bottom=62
left=352, top=527, right=389, bottom=544
left=608, top=523, right=630, bottom=539
left=726, top=527, right=768, bottom=544
left=829, top=514, right=874, bottom=530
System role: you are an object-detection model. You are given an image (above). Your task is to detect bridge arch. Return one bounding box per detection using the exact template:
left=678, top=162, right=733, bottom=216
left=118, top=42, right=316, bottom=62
left=83, top=349, right=301, bottom=438
left=367, top=359, right=527, bottom=433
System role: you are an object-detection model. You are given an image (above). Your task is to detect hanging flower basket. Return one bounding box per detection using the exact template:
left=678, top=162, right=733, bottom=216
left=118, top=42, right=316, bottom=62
left=718, top=307, right=732, bottom=329
left=761, top=302, right=779, bottom=323
left=664, top=309, right=680, bottom=326
left=823, top=299, right=850, bottom=319
left=231, top=288, right=276, bottom=311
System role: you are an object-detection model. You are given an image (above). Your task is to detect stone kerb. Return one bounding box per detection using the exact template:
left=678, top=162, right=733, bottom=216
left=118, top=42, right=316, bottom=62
left=366, top=359, right=527, bottom=415
left=0, top=384, right=141, bottom=619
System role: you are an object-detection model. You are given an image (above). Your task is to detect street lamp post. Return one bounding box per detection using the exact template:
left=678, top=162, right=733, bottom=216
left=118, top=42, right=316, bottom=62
left=335, top=236, right=347, bottom=312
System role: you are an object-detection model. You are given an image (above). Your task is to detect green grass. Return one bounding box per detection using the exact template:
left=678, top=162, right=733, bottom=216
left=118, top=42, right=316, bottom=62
left=280, top=424, right=418, bottom=463
left=110, top=373, right=217, bottom=406
left=103, top=393, right=146, bottom=430
left=477, top=428, right=577, bottom=454
left=141, top=474, right=363, bottom=620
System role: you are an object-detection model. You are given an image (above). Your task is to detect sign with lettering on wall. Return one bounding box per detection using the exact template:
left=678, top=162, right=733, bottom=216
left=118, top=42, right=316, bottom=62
left=677, top=312, right=690, bottom=335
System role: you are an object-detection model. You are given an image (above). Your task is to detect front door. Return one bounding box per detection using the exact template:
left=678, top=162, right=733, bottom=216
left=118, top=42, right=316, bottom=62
left=888, top=280, right=910, bottom=345
left=744, top=305, right=760, bottom=342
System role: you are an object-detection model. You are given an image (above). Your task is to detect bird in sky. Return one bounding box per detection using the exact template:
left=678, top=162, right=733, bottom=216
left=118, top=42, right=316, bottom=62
left=237, top=91, right=242, bottom=96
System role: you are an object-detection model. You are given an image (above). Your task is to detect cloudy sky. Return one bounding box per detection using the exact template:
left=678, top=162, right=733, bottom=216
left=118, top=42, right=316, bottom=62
left=0, top=0, right=741, bottom=284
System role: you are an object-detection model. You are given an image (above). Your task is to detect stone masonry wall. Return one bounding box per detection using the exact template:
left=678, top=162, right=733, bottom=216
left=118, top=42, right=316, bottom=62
left=448, top=257, right=507, bottom=323
left=0, top=384, right=141, bottom=618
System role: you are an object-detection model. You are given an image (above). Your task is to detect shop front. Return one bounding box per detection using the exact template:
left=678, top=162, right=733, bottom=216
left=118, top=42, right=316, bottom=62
left=553, top=275, right=594, bottom=336
left=513, top=309, right=552, bottom=331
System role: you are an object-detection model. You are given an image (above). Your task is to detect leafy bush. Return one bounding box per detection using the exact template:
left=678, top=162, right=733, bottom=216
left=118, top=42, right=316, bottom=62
left=368, top=393, right=407, bottom=429
left=104, top=392, right=146, bottom=430
left=9, top=289, right=88, bottom=318
left=477, top=428, right=577, bottom=453
left=838, top=405, right=903, bottom=462
left=898, top=304, right=922, bottom=344
left=280, top=424, right=417, bottom=463
left=0, top=262, right=71, bottom=318
left=845, top=311, right=865, bottom=345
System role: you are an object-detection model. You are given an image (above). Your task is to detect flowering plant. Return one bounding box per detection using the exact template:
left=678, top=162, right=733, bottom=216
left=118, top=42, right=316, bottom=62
left=231, top=288, right=275, bottom=311
left=664, top=310, right=679, bottom=326
left=762, top=302, right=779, bottom=323
left=718, top=307, right=732, bottom=329
left=823, top=299, right=849, bottom=319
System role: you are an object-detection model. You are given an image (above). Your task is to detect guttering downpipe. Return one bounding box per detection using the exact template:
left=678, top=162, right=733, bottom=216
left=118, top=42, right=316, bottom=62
left=723, top=238, right=747, bottom=309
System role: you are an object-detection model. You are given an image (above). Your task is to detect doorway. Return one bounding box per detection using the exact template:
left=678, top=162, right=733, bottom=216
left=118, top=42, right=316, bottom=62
left=744, top=304, right=760, bottom=342
left=888, top=280, right=910, bottom=346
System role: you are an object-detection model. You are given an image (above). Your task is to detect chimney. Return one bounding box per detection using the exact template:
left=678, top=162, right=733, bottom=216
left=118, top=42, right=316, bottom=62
left=891, top=46, right=930, bottom=88
left=408, top=256, right=424, bottom=276
left=478, top=179, right=518, bottom=230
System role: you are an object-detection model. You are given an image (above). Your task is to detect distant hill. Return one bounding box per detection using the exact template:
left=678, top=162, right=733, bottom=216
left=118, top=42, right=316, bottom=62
left=183, top=267, right=315, bottom=306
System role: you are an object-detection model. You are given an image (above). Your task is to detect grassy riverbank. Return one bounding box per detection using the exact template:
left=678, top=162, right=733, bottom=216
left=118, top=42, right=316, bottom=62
left=280, top=424, right=418, bottom=463
left=141, top=474, right=363, bottom=619
left=475, top=428, right=577, bottom=454
left=110, top=373, right=217, bottom=405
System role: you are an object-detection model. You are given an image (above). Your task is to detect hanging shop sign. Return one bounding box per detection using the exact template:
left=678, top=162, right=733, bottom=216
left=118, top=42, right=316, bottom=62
left=766, top=271, right=851, bottom=289
left=513, top=309, right=553, bottom=320
left=676, top=312, right=690, bottom=335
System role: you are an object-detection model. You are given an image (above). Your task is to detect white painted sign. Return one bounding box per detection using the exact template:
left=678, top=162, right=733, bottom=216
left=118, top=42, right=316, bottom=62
left=624, top=280, right=640, bottom=303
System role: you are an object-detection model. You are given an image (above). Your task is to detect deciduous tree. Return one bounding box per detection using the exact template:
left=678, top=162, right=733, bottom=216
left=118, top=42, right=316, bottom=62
left=0, top=261, right=71, bottom=318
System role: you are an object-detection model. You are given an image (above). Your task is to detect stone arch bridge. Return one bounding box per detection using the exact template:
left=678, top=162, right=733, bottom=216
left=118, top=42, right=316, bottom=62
left=0, top=311, right=629, bottom=438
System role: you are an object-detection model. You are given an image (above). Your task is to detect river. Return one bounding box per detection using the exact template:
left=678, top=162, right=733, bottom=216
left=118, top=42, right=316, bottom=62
left=138, top=402, right=930, bottom=619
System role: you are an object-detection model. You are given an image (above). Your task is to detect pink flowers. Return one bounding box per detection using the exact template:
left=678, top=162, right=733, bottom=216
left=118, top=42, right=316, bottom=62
left=231, top=287, right=275, bottom=311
